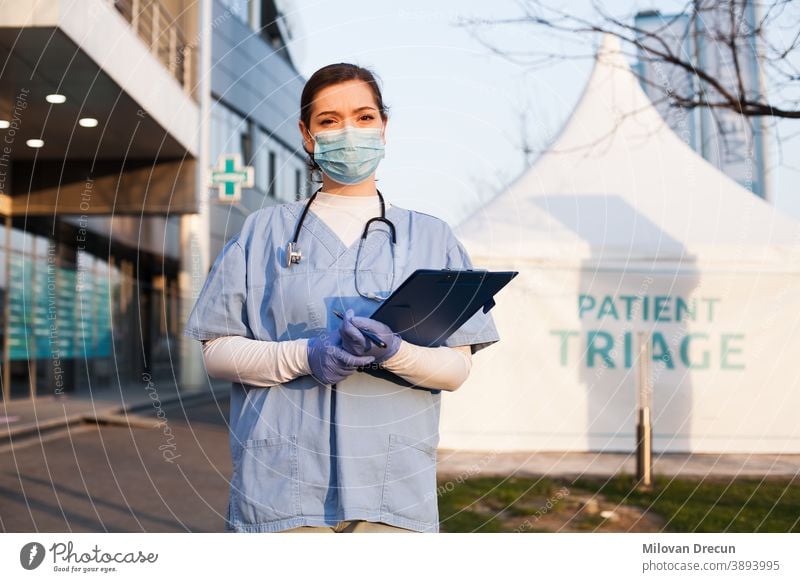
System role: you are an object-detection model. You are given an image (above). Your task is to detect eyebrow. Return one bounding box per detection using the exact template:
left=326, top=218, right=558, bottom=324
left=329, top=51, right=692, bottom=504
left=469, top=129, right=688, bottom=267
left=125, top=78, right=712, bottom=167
left=316, top=106, right=377, bottom=118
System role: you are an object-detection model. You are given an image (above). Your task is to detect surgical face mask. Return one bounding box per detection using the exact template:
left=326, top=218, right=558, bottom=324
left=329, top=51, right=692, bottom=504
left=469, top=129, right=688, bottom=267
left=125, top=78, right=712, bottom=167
left=309, top=125, right=385, bottom=185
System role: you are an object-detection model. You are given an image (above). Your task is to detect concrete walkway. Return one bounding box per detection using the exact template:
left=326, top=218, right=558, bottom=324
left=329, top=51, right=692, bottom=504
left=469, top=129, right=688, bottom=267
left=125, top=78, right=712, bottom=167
left=4, top=390, right=799, bottom=479
left=0, top=380, right=230, bottom=451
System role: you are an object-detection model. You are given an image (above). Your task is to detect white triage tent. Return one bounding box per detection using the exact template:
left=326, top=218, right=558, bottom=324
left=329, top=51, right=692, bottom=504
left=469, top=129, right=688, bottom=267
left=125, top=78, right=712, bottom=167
left=440, top=33, right=800, bottom=454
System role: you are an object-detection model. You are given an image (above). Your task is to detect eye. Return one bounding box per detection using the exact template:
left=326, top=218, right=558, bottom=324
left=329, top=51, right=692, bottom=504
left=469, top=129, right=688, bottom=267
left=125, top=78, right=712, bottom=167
left=320, top=119, right=334, bottom=125
left=360, top=115, right=374, bottom=121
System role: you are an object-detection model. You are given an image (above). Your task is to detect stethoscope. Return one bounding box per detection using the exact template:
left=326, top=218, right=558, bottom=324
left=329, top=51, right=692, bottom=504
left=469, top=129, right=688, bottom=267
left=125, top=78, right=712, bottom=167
left=287, top=186, right=397, bottom=302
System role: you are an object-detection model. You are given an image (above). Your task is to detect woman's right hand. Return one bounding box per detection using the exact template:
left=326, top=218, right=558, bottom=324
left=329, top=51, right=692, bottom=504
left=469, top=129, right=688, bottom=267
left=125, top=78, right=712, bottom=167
left=307, top=329, right=376, bottom=385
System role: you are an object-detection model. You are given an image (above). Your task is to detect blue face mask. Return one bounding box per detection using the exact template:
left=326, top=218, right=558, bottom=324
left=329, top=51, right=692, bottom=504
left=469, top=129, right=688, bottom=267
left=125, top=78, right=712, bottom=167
left=310, top=125, right=385, bottom=185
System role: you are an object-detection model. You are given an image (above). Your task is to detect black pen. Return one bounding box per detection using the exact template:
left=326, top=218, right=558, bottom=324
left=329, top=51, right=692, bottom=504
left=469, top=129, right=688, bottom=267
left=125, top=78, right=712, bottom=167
left=332, top=309, right=387, bottom=349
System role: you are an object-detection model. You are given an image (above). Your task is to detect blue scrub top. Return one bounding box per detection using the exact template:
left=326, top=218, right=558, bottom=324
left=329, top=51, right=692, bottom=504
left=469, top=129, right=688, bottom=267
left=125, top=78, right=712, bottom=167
left=184, top=198, right=500, bottom=532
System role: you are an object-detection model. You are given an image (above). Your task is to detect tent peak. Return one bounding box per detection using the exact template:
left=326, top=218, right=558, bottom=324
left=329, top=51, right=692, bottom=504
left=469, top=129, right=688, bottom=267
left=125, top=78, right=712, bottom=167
left=596, top=32, right=625, bottom=67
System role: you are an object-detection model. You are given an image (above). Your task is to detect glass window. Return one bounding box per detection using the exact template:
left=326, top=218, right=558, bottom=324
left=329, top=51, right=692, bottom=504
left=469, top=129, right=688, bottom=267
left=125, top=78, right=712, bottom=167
left=219, top=0, right=249, bottom=25
left=268, top=150, right=277, bottom=197
left=254, top=127, right=268, bottom=193
left=210, top=100, right=309, bottom=201
left=210, top=99, right=248, bottom=175
left=209, top=100, right=225, bottom=168
left=0, top=224, right=6, bottom=289
left=241, top=119, right=253, bottom=165
left=10, top=227, right=35, bottom=254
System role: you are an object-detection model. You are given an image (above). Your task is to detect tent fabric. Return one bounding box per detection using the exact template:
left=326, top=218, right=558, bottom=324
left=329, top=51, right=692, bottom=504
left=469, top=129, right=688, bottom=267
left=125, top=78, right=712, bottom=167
left=455, top=33, right=800, bottom=269
left=440, top=33, right=800, bottom=454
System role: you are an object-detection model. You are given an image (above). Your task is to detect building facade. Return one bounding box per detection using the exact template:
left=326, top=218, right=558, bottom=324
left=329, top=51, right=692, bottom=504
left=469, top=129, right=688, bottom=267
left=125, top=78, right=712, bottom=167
left=0, top=0, right=306, bottom=401
left=633, top=5, right=770, bottom=201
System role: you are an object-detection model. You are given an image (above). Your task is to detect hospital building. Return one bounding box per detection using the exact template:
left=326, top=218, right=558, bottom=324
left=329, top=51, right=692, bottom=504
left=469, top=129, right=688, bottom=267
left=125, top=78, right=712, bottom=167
left=0, top=0, right=307, bottom=402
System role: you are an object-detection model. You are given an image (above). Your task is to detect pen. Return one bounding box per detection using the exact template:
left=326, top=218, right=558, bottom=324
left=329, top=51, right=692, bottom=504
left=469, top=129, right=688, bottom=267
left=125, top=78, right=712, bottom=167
left=332, top=309, right=388, bottom=349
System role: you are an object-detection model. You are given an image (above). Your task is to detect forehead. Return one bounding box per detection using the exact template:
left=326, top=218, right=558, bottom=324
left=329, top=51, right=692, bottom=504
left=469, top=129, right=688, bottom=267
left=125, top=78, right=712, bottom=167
left=312, top=79, right=378, bottom=114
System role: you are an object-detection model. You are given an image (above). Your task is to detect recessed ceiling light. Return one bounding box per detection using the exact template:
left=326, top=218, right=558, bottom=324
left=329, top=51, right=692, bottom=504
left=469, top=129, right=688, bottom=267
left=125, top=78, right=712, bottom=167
left=79, top=117, right=98, bottom=127
left=46, top=94, right=66, bottom=103
left=27, top=139, right=44, bottom=148
left=0, top=120, right=9, bottom=129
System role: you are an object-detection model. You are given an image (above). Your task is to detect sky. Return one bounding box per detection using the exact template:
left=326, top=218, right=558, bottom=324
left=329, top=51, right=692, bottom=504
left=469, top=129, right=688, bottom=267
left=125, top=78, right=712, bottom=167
left=281, top=0, right=800, bottom=226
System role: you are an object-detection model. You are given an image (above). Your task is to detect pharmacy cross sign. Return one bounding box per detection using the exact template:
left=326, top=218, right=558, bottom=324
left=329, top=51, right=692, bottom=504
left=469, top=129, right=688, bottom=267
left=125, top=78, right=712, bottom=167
left=211, top=153, right=254, bottom=203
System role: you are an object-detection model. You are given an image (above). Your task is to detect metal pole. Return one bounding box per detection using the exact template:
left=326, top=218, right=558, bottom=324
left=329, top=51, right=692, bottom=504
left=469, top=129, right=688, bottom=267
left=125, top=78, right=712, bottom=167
left=636, top=331, right=653, bottom=490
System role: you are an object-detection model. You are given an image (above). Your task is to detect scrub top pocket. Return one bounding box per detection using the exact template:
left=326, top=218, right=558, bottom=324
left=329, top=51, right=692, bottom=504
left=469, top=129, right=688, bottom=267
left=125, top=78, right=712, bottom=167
left=380, top=433, right=438, bottom=526
left=231, top=435, right=301, bottom=526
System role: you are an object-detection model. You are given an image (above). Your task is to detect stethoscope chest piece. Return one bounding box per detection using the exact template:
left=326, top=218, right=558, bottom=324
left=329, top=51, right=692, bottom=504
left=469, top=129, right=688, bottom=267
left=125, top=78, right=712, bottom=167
left=286, top=241, right=302, bottom=267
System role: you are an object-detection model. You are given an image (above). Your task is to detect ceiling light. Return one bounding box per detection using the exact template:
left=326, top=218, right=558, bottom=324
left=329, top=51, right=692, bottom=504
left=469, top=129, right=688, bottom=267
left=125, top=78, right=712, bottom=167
left=27, top=139, right=44, bottom=148
left=46, top=94, right=66, bottom=104
left=0, top=120, right=9, bottom=129
left=79, top=118, right=98, bottom=128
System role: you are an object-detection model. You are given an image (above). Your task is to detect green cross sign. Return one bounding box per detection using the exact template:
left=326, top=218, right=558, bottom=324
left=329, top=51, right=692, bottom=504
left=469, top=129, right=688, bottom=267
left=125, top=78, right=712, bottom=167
left=211, top=153, right=254, bottom=203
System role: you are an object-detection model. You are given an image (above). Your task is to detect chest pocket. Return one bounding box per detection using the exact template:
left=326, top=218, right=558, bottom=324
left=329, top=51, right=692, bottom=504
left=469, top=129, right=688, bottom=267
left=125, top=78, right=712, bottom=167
left=266, top=265, right=397, bottom=342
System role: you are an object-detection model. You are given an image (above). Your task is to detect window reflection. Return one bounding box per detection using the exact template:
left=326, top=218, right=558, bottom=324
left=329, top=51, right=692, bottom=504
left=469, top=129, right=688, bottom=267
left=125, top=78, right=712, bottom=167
left=0, top=222, right=181, bottom=400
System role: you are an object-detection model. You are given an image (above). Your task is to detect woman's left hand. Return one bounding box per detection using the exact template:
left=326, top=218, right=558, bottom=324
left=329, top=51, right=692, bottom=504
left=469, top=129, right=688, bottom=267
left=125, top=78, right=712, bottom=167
left=340, top=308, right=402, bottom=364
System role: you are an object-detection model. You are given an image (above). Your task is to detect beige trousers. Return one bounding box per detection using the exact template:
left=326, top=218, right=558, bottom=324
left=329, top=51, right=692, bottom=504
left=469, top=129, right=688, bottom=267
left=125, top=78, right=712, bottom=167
left=279, top=520, right=417, bottom=533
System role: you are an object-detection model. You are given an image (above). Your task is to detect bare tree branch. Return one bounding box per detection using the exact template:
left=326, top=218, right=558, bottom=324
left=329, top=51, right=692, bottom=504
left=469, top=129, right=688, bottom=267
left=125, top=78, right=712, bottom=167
left=456, top=0, right=800, bottom=118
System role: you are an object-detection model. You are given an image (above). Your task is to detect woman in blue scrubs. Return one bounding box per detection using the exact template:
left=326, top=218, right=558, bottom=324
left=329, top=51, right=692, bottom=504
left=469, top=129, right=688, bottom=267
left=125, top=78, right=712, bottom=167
left=184, top=63, right=500, bottom=533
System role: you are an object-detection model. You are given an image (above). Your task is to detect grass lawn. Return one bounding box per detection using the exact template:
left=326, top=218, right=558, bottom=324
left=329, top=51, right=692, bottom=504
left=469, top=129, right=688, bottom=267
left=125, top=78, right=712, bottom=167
left=436, top=473, right=800, bottom=533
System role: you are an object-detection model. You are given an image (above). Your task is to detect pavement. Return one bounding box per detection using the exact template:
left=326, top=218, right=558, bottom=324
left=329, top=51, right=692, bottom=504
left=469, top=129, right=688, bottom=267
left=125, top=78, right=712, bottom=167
left=0, top=380, right=230, bottom=452
left=3, top=385, right=799, bottom=479
left=0, top=379, right=235, bottom=532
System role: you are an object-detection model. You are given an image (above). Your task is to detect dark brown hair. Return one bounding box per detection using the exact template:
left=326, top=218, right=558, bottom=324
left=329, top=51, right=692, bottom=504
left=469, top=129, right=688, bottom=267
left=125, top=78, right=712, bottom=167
left=299, top=63, right=390, bottom=180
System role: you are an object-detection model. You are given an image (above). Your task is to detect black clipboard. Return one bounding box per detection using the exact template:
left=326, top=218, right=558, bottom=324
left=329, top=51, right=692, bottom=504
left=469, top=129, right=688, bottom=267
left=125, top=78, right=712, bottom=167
left=370, top=268, right=518, bottom=346
left=355, top=268, right=518, bottom=391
